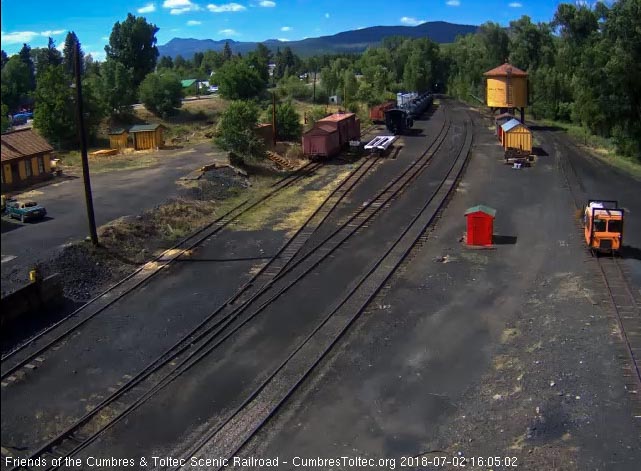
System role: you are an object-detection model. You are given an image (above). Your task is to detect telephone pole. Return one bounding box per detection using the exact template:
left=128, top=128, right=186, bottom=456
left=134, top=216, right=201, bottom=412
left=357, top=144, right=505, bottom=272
left=74, top=37, right=98, bottom=246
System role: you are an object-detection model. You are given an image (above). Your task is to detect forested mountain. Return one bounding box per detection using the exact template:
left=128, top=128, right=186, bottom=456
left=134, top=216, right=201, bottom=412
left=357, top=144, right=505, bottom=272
left=157, top=21, right=478, bottom=58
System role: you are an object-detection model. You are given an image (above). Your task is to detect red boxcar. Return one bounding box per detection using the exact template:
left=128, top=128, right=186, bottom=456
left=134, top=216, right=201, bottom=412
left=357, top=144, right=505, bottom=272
left=369, top=101, right=395, bottom=123
left=316, top=112, right=359, bottom=147
left=302, top=124, right=340, bottom=158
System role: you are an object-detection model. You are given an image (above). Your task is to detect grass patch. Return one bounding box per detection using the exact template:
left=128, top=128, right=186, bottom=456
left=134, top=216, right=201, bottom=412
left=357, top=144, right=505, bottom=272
left=535, top=118, right=641, bottom=179
left=233, top=166, right=351, bottom=235
left=57, top=150, right=159, bottom=174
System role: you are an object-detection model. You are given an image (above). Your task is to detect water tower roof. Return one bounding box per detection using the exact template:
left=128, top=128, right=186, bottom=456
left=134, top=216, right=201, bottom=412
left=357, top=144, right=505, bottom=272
left=484, top=62, right=528, bottom=77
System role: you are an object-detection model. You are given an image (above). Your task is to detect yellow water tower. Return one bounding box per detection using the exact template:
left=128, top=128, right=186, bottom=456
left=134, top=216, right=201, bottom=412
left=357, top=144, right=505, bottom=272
left=484, top=62, right=528, bottom=122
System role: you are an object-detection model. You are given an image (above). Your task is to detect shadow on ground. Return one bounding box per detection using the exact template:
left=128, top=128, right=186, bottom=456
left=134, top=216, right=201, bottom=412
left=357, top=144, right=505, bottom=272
left=493, top=235, right=518, bottom=245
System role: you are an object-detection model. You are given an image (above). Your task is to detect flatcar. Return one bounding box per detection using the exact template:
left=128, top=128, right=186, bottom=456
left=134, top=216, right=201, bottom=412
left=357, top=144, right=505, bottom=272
left=583, top=200, right=624, bottom=253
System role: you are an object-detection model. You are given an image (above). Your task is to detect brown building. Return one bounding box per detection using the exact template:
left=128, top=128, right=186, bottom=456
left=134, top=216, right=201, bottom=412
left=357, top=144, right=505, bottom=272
left=108, top=128, right=129, bottom=151
left=254, top=123, right=274, bottom=150
left=1, top=129, right=54, bottom=192
left=129, top=124, right=166, bottom=150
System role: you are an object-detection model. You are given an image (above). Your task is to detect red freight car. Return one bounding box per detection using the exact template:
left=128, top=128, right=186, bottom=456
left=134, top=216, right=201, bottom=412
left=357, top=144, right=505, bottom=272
left=302, top=124, right=341, bottom=159
left=316, top=112, right=360, bottom=148
left=369, top=101, right=395, bottom=123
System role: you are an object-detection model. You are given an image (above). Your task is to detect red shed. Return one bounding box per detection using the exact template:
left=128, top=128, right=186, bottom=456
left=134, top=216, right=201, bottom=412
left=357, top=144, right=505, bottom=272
left=302, top=124, right=340, bottom=158
left=495, top=113, right=515, bottom=141
left=465, top=205, right=496, bottom=246
left=317, top=112, right=358, bottom=147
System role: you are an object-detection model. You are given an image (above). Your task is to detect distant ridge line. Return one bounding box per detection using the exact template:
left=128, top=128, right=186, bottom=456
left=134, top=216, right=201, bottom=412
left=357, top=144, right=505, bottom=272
left=157, top=21, right=478, bottom=58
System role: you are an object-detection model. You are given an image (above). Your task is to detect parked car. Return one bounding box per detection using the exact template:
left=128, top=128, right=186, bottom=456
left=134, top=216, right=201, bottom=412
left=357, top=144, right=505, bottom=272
left=6, top=200, right=47, bottom=222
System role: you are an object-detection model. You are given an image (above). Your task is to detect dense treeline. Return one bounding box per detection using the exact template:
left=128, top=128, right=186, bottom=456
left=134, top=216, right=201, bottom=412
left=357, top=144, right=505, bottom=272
left=1, top=2, right=638, bottom=160
left=446, top=1, right=640, bottom=160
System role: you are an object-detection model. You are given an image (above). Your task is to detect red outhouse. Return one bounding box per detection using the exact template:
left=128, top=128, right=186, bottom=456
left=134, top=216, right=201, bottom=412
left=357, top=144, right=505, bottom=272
left=465, top=205, right=496, bottom=246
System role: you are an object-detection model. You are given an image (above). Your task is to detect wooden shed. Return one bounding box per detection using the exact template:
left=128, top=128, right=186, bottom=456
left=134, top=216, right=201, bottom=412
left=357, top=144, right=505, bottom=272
left=108, top=128, right=129, bottom=151
left=129, top=124, right=166, bottom=150
left=501, top=119, right=532, bottom=154
left=465, top=205, right=496, bottom=246
left=302, top=124, right=340, bottom=158
left=254, top=123, right=274, bottom=150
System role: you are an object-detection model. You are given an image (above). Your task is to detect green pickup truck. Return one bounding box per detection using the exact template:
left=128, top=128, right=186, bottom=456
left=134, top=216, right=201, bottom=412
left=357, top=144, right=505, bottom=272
left=6, top=200, right=47, bottom=222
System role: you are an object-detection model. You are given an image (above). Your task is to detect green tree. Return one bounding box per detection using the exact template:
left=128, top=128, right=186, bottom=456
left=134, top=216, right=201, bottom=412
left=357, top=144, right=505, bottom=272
left=478, top=22, right=510, bottom=68
left=246, top=43, right=271, bottom=84
left=1, top=56, right=32, bottom=111
left=215, top=100, right=264, bottom=161
left=216, top=59, right=265, bottom=100
left=99, top=59, right=137, bottom=116
left=1, top=103, right=10, bottom=132
left=158, top=55, right=174, bottom=70
left=105, top=13, right=159, bottom=87
left=31, top=37, right=63, bottom=76
left=19, top=43, right=36, bottom=92
left=139, top=72, right=182, bottom=118
left=62, top=32, right=83, bottom=77
left=1, top=50, right=8, bottom=69
left=222, top=41, right=233, bottom=62
left=33, top=65, right=77, bottom=147
left=265, top=101, right=302, bottom=141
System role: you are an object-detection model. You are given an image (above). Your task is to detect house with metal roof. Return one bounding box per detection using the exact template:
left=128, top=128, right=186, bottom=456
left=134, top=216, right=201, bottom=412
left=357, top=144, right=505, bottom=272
left=1, top=128, right=54, bottom=191
left=500, top=118, right=532, bottom=154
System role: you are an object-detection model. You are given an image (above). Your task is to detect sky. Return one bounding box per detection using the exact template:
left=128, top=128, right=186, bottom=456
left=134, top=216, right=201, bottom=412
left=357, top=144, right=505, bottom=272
left=1, top=0, right=566, bottom=60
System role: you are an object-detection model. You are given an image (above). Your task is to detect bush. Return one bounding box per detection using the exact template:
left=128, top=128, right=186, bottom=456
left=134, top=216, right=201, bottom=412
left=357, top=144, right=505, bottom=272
left=277, top=75, right=312, bottom=101
left=215, top=101, right=265, bottom=162
left=264, top=101, right=302, bottom=141
left=139, top=72, right=183, bottom=118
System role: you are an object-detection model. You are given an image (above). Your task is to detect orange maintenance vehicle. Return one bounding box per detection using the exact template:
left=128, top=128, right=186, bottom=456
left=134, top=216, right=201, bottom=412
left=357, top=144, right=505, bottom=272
left=583, top=200, right=624, bottom=253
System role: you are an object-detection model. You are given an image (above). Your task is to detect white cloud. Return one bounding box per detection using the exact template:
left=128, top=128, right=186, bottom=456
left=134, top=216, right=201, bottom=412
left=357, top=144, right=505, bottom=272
left=324, top=13, right=330, bottom=18
left=446, top=0, right=460, bottom=6
left=259, top=1, right=276, bottom=6
left=88, top=50, right=106, bottom=61
left=40, top=30, right=65, bottom=36
left=1, top=30, right=67, bottom=44
left=101, top=36, right=109, bottom=40
left=137, top=3, right=156, bottom=13
left=280, top=26, right=291, bottom=32
left=219, top=28, right=239, bottom=36
left=508, top=2, right=522, bottom=7
left=207, top=3, right=246, bottom=12
left=163, top=0, right=201, bottom=14
left=187, top=20, right=202, bottom=25
left=277, top=38, right=289, bottom=42
left=400, top=16, right=425, bottom=26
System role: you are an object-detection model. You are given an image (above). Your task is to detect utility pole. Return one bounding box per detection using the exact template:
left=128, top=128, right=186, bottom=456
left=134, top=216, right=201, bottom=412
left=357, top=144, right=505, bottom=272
left=74, top=37, right=98, bottom=246
left=313, top=70, right=317, bottom=104
left=272, top=92, right=277, bottom=147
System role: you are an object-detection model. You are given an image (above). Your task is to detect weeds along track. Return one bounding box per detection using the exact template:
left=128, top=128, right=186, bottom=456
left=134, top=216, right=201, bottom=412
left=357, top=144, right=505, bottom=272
left=555, top=130, right=641, bottom=407
left=3, top=107, right=451, bottom=470
left=175, top=108, right=474, bottom=468
left=0, top=161, right=321, bottom=378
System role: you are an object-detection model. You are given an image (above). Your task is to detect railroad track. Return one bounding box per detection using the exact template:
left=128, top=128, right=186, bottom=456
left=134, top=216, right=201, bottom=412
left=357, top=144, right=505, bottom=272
left=3, top=106, right=452, bottom=471
left=554, top=130, right=641, bottom=403
left=1, top=112, right=387, bottom=382
left=175, top=106, right=474, bottom=468
left=0, top=160, right=321, bottom=379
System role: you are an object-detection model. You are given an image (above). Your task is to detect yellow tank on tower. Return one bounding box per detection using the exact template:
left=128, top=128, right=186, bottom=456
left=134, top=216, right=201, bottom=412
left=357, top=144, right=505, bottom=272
left=484, top=62, right=528, bottom=108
